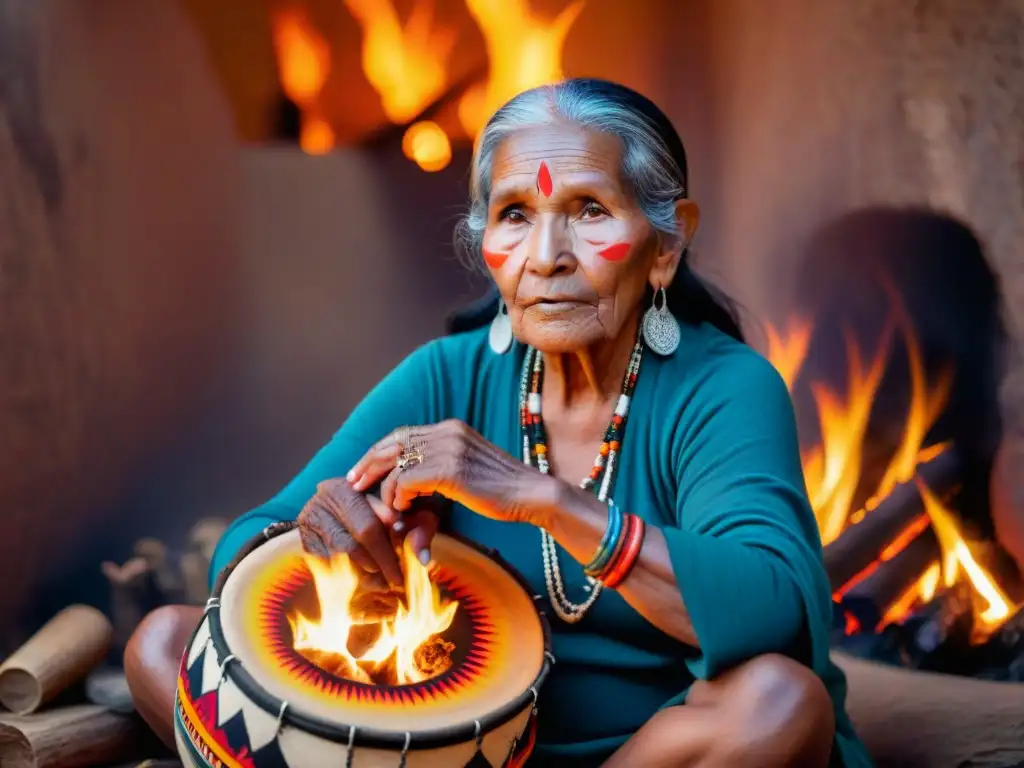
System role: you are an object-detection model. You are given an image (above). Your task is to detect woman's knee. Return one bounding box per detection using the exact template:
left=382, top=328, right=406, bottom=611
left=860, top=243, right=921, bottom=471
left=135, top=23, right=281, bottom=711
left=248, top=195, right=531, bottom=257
left=124, top=604, right=204, bottom=748
left=696, top=653, right=835, bottom=766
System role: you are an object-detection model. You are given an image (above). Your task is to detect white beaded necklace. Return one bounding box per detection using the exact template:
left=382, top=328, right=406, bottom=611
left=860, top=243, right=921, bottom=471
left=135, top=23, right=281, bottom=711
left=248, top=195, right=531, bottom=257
left=518, top=339, right=644, bottom=623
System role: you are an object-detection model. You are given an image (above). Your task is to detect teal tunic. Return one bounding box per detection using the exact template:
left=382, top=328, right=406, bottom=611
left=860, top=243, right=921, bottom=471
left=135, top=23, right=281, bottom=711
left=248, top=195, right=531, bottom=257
left=210, top=322, right=872, bottom=767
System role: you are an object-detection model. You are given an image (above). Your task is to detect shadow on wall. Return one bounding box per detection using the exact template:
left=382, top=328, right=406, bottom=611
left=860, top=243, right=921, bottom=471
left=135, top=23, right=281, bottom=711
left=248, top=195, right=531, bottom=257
left=32, top=143, right=487, bottom=635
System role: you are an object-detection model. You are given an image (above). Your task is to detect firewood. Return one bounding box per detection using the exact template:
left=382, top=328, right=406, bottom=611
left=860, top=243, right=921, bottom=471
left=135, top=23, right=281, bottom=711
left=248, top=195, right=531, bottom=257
left=0, top=704, right=144, bottom=768
left=102, top=558, right=157, bottom=654
left=842, top=527, right=940, bottom=625
left=132, top=539, right=182, bottom=601
left=0, top=606, right=112, bottom=714
left=835, top=650, right=1024, bottom=766
left=824, top=450, right=962, bottom=591
left=188, top=518, right=228, bottom=562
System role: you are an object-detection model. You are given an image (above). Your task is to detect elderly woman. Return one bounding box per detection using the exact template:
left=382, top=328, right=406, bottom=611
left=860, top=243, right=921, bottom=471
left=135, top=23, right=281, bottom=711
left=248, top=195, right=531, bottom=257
left=126, top=79, right=871, bottom=767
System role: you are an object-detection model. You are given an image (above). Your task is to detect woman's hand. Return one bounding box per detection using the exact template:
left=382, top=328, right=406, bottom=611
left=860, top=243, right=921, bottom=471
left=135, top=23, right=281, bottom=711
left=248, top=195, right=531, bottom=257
left=296, top=480, right=408, bottom=587
left=347, top=420, right=560, bottom=550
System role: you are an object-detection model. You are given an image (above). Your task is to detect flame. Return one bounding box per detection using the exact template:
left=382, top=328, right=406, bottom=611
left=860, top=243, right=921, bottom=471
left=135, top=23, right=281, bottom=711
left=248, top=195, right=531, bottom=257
left=459, top=0, right=586, bottom=137
left=918, top=481, right=1017, bottom=639
left=765, top=305, right=1018, bottom=638
left=271, top=7, right=335, bottom=154
left=290, top=542, right=459, bottom=686
left=803, top=327, right=893, bottom=545
left=402, top=121, right=453, bottom=172
left=765, top=319, right=813, bottom=393
left=343, top=0, right=456, bottom=124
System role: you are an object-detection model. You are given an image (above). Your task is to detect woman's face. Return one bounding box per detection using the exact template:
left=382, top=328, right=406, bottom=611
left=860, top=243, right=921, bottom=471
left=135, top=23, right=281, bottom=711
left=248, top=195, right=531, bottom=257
left=482, top=120, right=692, bottom=353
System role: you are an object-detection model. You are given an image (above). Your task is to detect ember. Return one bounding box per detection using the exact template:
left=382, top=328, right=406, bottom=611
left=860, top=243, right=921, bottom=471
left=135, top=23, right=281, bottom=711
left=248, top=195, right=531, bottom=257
left=289, top=544, right=459, bottom=686
left=766, top=306, right=1022, bottom=645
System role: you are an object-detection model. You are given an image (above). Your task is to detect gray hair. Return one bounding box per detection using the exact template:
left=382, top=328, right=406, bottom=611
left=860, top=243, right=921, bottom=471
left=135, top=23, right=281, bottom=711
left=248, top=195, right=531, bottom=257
left=455, top=78, right=689, bottom=270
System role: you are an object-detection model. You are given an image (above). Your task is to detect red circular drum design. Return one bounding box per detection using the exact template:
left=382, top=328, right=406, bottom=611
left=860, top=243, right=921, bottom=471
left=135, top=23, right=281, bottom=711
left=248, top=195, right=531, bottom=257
left=174, top=523, right=551, bottom=768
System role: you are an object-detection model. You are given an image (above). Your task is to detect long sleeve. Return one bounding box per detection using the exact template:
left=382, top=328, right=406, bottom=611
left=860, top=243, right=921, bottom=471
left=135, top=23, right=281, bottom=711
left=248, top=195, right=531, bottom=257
left=208, top=340, right=450, bottom=585
left=661, top=349, right=835, bottom=680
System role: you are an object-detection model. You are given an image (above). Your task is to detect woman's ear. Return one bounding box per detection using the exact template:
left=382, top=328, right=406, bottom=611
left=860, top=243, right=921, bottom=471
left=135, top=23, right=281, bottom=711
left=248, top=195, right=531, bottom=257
left=649, top=199, right=700, bottom=290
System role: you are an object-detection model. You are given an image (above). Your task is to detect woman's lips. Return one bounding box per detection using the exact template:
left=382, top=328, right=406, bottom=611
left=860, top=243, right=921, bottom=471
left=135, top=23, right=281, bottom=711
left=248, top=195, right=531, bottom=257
left=528, top=300, right=587, bottom=313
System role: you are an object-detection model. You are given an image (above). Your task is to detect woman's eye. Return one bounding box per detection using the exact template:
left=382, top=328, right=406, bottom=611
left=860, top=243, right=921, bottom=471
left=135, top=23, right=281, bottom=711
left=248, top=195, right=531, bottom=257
left=581, top=201, right=608, bottom=219
left=499, top=206, right=527, bottom=224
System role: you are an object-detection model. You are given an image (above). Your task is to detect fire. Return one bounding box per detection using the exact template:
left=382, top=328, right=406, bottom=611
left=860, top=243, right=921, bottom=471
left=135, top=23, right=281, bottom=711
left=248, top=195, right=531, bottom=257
left=271, top=7, right=335, bottom=154
left=402, top=121, right=453, bottom=172
left=919, top=481, right=1015, bottom=639
left=458, top=0, right=586, bottom=137
left=765, top=308, right=1019, bottom=637
left=290, top=542, right=459, bottom=686
left=342, top=0, right=456, bottom=124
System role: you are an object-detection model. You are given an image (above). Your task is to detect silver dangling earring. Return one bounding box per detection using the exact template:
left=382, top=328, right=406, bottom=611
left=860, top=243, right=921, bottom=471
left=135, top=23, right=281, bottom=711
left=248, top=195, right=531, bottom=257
left=489, top=298, right=513, bottom=354
left=642, top=286, right=680, bottom=356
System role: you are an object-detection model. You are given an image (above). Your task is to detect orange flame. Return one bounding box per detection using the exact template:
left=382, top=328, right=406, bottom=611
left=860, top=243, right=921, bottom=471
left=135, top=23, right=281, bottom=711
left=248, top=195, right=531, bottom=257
left=918, top=481, right=1017, bottom=640
left=271, top=7, right=335, bottom=154
left=291, top=542, right=459, bottom=685
left=459, top=0, right=586, bottom=137
left=765, top=319, right=813, bottom=393
left=343, top=0, right=456, bottom=125
left=765, top=307, right=1018, bottom=637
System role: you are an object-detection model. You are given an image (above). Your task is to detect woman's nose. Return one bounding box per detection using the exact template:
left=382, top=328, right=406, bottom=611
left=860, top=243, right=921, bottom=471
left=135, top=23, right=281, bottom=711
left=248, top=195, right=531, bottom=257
left=526, top=214, right=576, bottom=276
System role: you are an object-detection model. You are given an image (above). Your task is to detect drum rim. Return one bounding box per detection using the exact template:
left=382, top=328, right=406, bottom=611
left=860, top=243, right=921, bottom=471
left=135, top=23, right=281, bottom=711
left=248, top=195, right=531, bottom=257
left=203, top=520, right=554, bottom=751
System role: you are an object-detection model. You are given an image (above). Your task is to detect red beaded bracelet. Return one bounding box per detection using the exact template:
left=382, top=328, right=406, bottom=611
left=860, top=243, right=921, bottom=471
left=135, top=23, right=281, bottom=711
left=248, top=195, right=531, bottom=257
left=599, top=514, right=646, bottom=589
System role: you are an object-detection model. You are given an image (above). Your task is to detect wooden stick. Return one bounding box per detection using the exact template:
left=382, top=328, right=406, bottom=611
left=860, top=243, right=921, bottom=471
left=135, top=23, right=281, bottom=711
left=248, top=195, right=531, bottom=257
left=0, top=606, right=112, bottom=714
left=835, top=650, right=1024, bottom=766
left=844, top=527, right=940, bottom=617
left=0, top=704, right=144, bottom=768
left=824, top=450, right=962, bottom=591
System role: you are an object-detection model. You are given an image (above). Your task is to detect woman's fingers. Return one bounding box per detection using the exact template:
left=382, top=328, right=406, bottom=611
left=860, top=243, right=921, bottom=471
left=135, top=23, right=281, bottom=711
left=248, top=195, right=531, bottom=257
left=404, top=509, right=440, bottom=566
left=297, top=501, right=380, bottom=574
left=365, top=493, right=401, bottom=529
left=310, top=479, right=405, bottom=587
left=347, top=427, right=420, bottom=491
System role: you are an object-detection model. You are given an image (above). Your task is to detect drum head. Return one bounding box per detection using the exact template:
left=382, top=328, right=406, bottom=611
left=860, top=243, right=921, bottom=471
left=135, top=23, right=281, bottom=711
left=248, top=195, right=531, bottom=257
left=217, top=530, right=546, bottom=735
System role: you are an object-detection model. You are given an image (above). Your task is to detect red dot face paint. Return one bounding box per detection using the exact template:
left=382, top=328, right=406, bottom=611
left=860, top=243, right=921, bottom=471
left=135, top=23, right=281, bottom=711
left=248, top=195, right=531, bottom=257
left=597, top=242, right=631, bottom=262
left=536, top=162, right=553, bottom=198
left=482, top=249, right=508, bottom=269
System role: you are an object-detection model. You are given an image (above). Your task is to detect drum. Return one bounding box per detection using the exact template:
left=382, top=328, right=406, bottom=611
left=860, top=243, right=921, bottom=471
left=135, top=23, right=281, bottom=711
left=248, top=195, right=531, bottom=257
left=174, top=522, right=552, bottom=768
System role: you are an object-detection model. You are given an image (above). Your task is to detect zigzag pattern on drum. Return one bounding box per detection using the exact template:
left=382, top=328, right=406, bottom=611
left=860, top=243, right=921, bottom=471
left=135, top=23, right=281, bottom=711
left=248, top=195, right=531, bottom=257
left=179, top=616, right=536, bottom=768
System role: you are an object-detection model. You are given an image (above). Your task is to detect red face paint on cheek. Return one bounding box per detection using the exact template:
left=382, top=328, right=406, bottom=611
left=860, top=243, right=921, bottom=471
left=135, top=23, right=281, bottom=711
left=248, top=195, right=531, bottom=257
left=482, top=249, right=508, bottom=269
left=597, top=242, right=631, bottom=262
left=536, top=162, right=553, bottom=197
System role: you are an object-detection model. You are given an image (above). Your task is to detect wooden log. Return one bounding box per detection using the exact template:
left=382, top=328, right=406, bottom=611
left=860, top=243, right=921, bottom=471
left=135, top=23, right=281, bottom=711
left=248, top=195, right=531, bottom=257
left=835, top=650, right=1024, bottom=767
left=0, top=606, right=112, bottom=714
left=824, top=450, right=962, bottom=590
left=0, top=705, right=144, bottom=768
left=843, top=527, right=940, bottom=623
left=102, top=558, right=157, bottom=656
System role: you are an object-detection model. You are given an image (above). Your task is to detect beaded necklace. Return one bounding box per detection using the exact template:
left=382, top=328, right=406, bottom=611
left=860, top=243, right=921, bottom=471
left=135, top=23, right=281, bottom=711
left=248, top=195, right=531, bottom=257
left=518, top=334, right=644, bottom=623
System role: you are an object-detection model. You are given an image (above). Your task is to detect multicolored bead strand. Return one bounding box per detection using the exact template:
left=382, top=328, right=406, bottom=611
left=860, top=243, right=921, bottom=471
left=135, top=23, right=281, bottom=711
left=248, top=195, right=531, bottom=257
left=520, top=333, right=645, bottom=623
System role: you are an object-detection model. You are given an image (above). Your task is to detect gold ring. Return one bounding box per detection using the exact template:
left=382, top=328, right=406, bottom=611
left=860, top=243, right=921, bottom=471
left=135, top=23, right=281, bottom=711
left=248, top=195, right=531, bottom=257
left=396, top=445, right=424, bottom=471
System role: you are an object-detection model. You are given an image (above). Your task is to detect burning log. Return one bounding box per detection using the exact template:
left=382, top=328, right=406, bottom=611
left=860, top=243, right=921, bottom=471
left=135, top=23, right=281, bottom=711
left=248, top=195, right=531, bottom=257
left=824, top=449, right=962, bottom=591
left=0, top=705, right=145, bottom=768
left=0, top=606, right=112, bottom=715
left=835, top=650, right=1024, bottom=766
left=841, top=528, right=940, bottom=628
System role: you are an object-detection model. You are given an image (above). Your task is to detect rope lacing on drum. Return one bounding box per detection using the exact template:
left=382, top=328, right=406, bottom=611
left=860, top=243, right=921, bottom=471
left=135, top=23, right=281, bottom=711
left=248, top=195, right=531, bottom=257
left=204, top=597, right=220, bottom=614
left=273, top=701, right=288, bottom=736
left=345, top=726, right=356, bottom=768
left=473, top=720, right=483, bottom=750
left=398, top=732, right=411, bottom=768
left=530, top=686, right=539, bottom=715
left=217, top=654, right=237, bottom=685
left=544, top=650, right=556, bottom=665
